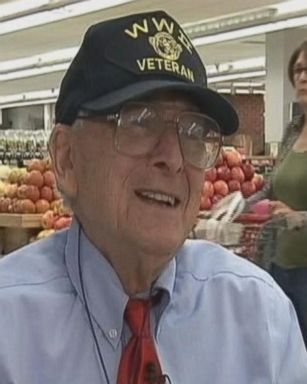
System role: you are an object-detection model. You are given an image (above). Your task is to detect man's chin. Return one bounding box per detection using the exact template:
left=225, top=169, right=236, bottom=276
left=135, top=232, right=184, bottom=258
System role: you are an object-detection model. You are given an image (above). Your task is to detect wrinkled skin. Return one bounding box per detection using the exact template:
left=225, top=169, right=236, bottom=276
left=51, top=92, right=205, bottom=294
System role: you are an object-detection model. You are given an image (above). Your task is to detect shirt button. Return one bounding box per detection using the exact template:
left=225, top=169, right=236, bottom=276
left=108, top=328, right=118, bottom=339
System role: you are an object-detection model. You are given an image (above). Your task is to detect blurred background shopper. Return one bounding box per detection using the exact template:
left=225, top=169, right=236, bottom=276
left=248, top=40, right=307, bottom=348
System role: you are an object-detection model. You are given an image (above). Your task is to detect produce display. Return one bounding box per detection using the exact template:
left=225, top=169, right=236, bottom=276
left=0, top=157, right=72, bottom=226
left=34, top=207, right=73, bottom=241
left=200, top=148, right=265, bottom=211
left=0, top=129, right=49, bottom=163
left=0, top=158, right=73, bottom=248
left=41, top=202, right=72, bottom=229
left=245, top=157, right=276, bottom=176
left=0, top=158, right=59, bottom=214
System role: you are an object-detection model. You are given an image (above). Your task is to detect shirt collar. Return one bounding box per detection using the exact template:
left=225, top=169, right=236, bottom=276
left=65, top=218, right=176, bottom=347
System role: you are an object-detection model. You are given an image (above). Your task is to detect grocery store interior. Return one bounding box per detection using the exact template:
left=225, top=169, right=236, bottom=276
left=0, top=0, right=307, bottom=255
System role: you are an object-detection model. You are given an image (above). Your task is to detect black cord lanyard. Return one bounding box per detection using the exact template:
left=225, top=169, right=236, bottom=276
left=77, top=225, right=111, bottom=384
left=77, top=225, right=172, bottom=384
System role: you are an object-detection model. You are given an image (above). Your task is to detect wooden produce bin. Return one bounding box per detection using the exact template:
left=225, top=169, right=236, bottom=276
left=0, top=214, right=43, bottom=256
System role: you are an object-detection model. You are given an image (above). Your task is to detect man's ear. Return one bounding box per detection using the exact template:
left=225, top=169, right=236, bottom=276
left=49, top=123, right=77, bottom=199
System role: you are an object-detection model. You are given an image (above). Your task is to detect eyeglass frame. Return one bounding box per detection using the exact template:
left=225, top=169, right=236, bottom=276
left=77, top=102, right=223, bottom=170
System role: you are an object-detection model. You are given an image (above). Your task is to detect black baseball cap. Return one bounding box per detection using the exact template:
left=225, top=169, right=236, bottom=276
left=55, top=10, right=239, bottom=135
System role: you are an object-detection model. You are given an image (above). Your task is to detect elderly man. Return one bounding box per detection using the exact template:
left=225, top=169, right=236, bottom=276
left=0, top=10, right=306, bottom=384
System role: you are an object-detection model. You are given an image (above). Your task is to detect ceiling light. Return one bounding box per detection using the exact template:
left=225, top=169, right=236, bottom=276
left=0, top=47, right=77, bottom=74
left=206, top=57, right=265, bottom=75
left=0, top=99, right=57, bottom=109
left=192, top=14, right=307, bottom=46
left=0, top=89, right=59, bottom=106
left=216, top=88, right=265, bottom=95
left=184, top=9, right=276, bottom=37
left=0, top=48, right=266, bottom=82
left=274, top=0, right=307, bottom=15
left=254, top=90, right=265, bottom=95
left=0, top=0, right=136, bottom=36
left=208, top=70, right=266, bottom=83
left=0, top=63, right=69, bottom=81
left=232, top=81, right=264, bottom=87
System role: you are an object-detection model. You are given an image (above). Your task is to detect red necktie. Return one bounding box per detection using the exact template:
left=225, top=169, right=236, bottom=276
left=117, top=298, right=163, bottom=384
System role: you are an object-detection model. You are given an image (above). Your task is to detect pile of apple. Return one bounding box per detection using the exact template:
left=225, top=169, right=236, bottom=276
left=41, top=200, right=72, bottom=230
left=200, top=148, right=265, bottom=210
left=0, top=158, right=63, bottom=214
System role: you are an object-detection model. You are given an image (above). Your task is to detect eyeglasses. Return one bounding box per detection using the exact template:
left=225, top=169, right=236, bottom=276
left=78, top=102, right=222, bottom=169
left=293, top=65, right=307, bottom=78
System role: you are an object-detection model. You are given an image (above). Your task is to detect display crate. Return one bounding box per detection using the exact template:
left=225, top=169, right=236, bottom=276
left=0, top=214, right=43, bottom=255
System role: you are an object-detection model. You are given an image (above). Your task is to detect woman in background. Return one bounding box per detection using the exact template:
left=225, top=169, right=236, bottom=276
left=248, top=40, right=307, bottom=348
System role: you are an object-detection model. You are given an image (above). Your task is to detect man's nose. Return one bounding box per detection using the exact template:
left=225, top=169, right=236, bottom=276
left=148, top=125, right=184, bottom=174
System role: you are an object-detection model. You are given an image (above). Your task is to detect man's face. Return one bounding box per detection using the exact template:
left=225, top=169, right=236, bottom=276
left=71, top=92, right=205, bottom=257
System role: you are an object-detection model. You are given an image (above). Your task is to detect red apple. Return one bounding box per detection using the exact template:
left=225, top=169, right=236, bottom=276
left=35, top=199, right=50, bottom=213
left=216, top=165, right=232, bottom=182
left=20, top=199, right=36, bottom=214
left=241, top=181, right=256, bottom=198
left=40, top=186, right=53, bottom=202
left=202, top=181, right=214, bottom=198
left=42, top=210, right=55, bottom=229
left=204, top=167, right=217, bottom=182
left=27, top=159, right=45, bottom=173
left=43, top=170, right=56, bottom=188
left=25, top=170, right=44, bottom=188
left=17, top=185, right=40, bottom=202
left=228, top=179, right=241, bottom=192
left=0, top=197, right=11, bottom=213
left=27, top=185, right=40, bottom=203
left=200, top=195, right=212, bottom=210
left=224, top=150, right=242, bottom=168
left=252, top=174, right=265, bottom=191
left=6, top=184, right=18, bottom=199
left=231, top=166, right=245, bottom=184
left=241, top=163, right=255, bottom=181
left=54, top=216, right=72, bottom=230
left=213, top=180, right=229, bottom=197
left=17, top=185, right=28, bottom=200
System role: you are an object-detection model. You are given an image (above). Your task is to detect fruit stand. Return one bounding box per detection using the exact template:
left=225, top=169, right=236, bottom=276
left=0, top=213, right=43, bottom=255
left=0, top=158, right=72, bottom=256
left=196, top=147, right=269, bottom=264
left=200, top=147, right=265, bottom=211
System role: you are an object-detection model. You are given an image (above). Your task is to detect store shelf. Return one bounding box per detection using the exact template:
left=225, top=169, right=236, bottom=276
left=243, top=155, right=277, bottom=176
left=243, top=156, right=277, bottom=161
left=0, top=213, right=43, bottom=228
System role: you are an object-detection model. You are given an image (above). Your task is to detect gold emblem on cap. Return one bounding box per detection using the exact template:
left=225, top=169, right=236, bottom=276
left=149, top=32, right=183, bottom=61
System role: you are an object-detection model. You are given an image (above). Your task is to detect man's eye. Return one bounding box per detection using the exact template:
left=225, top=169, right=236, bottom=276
left=182, top=123, right=205, bottom=139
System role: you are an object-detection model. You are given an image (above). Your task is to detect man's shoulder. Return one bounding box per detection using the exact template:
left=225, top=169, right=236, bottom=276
left=177, top=239, right=277, bottom=289
left=0, top=229, right=69, bottom=291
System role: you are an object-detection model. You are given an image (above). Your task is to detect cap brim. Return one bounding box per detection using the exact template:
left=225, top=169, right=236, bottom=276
left=81, top=80, right=239, bottom=136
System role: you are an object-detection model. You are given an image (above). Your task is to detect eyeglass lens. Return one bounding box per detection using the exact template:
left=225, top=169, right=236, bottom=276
left=114, top=103, right=221, bottom=169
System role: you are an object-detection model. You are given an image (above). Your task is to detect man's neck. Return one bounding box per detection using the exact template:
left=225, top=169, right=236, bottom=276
left=78, top=217, right=174, bottom=295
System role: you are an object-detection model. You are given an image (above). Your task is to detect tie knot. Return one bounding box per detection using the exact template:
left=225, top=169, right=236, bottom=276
left=125, top=299, right=151, bottom=336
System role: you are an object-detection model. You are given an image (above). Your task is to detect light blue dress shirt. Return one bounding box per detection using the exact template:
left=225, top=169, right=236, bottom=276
left=0, top=218, right=306, bottom=383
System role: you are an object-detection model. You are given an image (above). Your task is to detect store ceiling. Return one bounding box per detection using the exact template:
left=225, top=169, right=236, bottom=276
left=0, top=0, right=306, bottom=99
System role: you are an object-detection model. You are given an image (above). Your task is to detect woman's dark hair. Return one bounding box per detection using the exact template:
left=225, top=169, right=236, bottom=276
left=288, top=40, right=307, bottom=86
